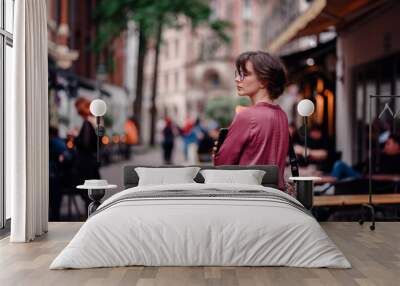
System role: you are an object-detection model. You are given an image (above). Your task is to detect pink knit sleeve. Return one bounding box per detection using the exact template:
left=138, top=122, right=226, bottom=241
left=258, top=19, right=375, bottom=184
left=214, top=112, right=251, bottom=165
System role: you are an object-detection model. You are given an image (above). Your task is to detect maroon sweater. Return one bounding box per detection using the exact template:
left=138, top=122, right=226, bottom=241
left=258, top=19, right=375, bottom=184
left=214, top=102, right=289, bottom=189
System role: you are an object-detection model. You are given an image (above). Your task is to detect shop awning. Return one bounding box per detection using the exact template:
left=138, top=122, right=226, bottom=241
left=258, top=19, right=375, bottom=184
left=267, top=0, right=388, bottom=53
left=48, top=62, right=112, bottom=98
left=281, top=38, right=336, bottom=65
left=280, top=38, right=336, bottom=84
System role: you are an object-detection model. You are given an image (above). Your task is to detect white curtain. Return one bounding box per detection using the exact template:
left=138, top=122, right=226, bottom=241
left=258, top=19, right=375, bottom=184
left=7, top=0, right=49, bottom=242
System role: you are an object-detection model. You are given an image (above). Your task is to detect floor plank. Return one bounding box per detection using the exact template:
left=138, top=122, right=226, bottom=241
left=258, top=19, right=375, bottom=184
left=0, top=222, right=399, bottom=286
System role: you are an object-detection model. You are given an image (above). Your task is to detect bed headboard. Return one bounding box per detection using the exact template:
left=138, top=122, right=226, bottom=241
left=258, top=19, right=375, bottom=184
left=123, top=165, right=280, bottom=189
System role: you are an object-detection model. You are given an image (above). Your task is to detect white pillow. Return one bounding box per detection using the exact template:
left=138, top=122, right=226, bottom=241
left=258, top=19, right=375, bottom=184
left=200, top=169, right=266, bottom=185
left=135, top=167, right=200, bottom=186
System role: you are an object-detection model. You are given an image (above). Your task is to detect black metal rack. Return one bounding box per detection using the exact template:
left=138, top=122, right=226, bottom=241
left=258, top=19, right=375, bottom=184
left=359, top=95, right=400, bottom=230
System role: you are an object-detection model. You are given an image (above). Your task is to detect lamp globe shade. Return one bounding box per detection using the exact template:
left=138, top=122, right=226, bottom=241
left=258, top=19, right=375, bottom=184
left=90, top=99, right=107, bottom=117
left=297, top=99, right=315, bottom=117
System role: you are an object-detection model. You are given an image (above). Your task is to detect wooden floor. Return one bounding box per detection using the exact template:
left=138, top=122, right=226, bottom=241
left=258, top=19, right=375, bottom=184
left=1, top=222, right=399, bottom=286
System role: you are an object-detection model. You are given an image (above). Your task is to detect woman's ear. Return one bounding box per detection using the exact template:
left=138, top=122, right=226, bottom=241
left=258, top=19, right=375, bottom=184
left=260, top=80, right=267, bottom=89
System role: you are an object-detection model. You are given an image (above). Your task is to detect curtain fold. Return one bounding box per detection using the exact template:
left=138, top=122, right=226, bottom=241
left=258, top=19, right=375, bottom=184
left=8, top=0, right=48, bottom=242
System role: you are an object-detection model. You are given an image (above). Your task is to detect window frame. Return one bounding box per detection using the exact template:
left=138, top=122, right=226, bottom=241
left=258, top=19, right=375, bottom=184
left=1, top=0, right=14, bottom=230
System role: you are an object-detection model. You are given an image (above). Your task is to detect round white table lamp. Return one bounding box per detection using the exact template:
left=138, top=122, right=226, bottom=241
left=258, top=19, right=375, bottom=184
left=90, top=99, right=107, bottom=117
left=297, top=99, right=314, bottom=117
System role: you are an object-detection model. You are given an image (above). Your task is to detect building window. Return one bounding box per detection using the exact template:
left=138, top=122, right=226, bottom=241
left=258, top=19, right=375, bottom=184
left=175, top=39, right=179, bottom=58
left=164, top=73, right=169, bottom=92
left=209, top=0, right=219, bottom=20
left=175, top=71, right=179, bottom=91
left=1, top=0, right=15, bottom=229
left=164, top=41, right=169, bottom=60
left=243, top=25, right=251, bottom=50
left=242, top=0, right=252, bottom=20
left=226, top=1, right=233, bottom=19
left=204, top=70, right=221, bottom=89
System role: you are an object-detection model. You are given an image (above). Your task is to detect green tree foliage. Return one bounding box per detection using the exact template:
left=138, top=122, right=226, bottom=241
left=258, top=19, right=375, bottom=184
left=205, top=95, right=252, bottom=128
left=94, top=0, right=231, bottom=145
left=93, top=0, right=231, bottom=80
left=237, top=96, right=252, bottom=107
left=205, top=96, right=235, bottom=128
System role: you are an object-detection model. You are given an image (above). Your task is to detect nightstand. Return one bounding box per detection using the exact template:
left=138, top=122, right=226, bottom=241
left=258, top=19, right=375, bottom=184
left=77, top=180, right=117, bottom=216
left=288, top=177, right=321, bottom=210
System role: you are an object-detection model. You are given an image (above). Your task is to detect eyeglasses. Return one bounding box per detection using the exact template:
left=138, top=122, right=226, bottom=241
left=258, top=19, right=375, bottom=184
left=235, top=70, right=246, bottom=81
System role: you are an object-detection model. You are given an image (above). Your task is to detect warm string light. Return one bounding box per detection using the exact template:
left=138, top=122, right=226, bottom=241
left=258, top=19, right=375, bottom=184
left=102, top=136, right=110, bottom=145
left=315, top=94, right=324, bottom=125
left=324, top=90, right=334, bottom=137
left=316, top=78, right=324, bottom=93
left=66, top=140, right=74, bottom=149
left=112, top=135, right=120, bottom=144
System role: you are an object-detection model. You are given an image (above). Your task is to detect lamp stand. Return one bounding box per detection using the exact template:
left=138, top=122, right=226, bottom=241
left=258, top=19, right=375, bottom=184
left=96, top=117, right=100, bottom=162
left=88, top=189, right=105, bottom=216
left=95, top=116, right=105, bottom=163
left=304, top=116, right=308, bottom=164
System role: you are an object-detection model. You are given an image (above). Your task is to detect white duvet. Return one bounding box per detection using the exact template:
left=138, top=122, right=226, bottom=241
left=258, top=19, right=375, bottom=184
left=50, top=183, right=351, bottom=269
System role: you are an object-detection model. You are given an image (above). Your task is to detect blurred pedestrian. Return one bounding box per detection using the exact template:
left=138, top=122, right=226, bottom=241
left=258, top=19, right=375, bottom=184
left=125, top=116, right=139, bottom=145
left=49, top=126, right=67, bottom=221
left=293, top=124, right=332, bottom=172
left=315, top=133, right=400, bottom=195
left=162, top=117, right=176, bottom=164
left=379, top=133, right=400, bottom=173
left=180, top=117, right=199, bottom=163
left=214, top=51, right=289, bottom=190
left=74, top=97, right=100, bottom=214
left=197, top=119, right=215, bottom=163
left=123, top=116, right=139, bottom=159
left=331, top=133, right=400, bottom=179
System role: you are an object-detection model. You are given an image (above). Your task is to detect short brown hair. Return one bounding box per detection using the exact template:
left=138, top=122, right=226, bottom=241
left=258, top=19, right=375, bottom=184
left=74, top=96, right=91, bottom=108
left=235, top=51, right=287, bottom=100
left=74, top=96, right=91, bottom=117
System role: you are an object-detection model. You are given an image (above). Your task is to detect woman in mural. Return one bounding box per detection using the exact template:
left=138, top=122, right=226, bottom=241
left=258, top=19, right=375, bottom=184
left=214, top=51, right=289, bottom=190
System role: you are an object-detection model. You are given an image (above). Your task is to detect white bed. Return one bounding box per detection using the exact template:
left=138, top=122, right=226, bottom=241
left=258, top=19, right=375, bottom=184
left=50, top=182, right=351, bottom=269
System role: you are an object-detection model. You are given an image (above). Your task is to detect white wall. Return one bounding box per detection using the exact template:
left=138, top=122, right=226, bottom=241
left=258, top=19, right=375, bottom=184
left=335, top=38, right=353, bottom=164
